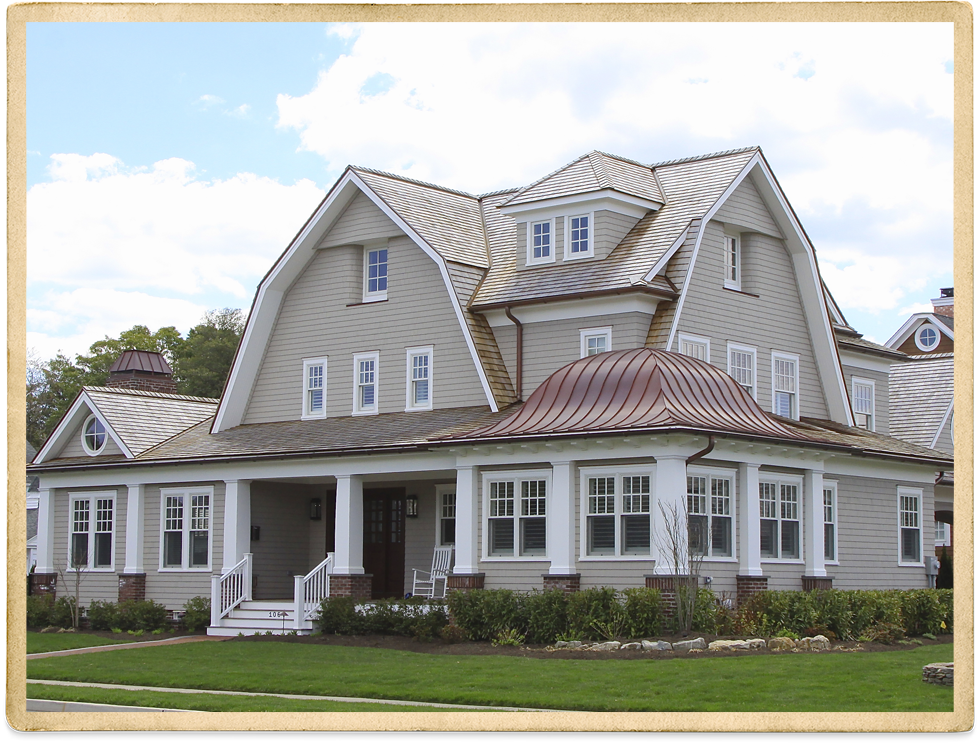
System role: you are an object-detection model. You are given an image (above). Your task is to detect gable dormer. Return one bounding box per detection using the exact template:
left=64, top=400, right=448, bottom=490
left=886, top=288, right=955, bottom=356
left=499, top=152, right=664, bottom=267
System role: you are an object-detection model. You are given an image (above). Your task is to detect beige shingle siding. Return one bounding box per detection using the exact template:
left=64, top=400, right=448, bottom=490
left=56, top=420, right=127, bottom=459
left=712, top=176, right=782, bottom=236
left=842, top=365, right=891, bottom=437
left=318, top=190, right=403, bottom=248
left=889, top=354, right=954, bottom=452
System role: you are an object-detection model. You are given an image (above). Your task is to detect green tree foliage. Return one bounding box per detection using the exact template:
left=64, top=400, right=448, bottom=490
left=26, top=310, right=245, bottom=446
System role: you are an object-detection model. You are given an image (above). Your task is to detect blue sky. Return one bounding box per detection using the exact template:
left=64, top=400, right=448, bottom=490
left=26, top=22, right=955, bottom=361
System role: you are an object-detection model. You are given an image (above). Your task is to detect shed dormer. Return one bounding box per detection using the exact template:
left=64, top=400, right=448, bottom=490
left=499, top=152, right=665, bottom=266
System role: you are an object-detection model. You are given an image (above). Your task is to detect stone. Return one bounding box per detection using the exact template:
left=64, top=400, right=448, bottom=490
left=798, top=635, right=831, bottom=651
left=922, top=662, right=954, bottom=686
left=40, top=626, right=59, bottom=633
left=592, top=641, right=621, bottom=651
left=745, top=638, right=767, bottom=649
left=621, top=642, right=641, bottom=650
left=641, top=640, right=673, bottom=651
left=768, top=636, right=796, bottom=651
left=708, top=639, right=751, bottom=651
left=673, top=637, right=707, bottom=652
left=554, top=640, right=582, bottom=649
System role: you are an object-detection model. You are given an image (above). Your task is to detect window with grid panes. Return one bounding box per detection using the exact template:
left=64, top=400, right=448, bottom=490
left=680, top=335, right=709, bottom=362
left=773, top=356, right=797, bottom=418
left=162, top=489, right=212, bottom=569
left=759, top=479, right=800, bottom=559
left=69, top=495, right=114, bottom=570
left=530, top=221, right=552, bottom=262
left=302, top=358, right=326, bottom=418
left=823, top=486, right=837, bottom=562
left=622, top=475, right=651, bottom=554
left=853, top=380, right=874, bottom=430
left=687, top=475, right=732, bottom=557
left=520, top=480, right=547, bottom=555
left=569, top=215, right=590, bottom=255
left=724, top=235, right=740, bottom=289
left=364, top=247, right=388, bottom=299
left=354, top=352, right=379, bottom=414
left=488, top=481, right=515, bottom=555
left=899, top=491, right=921, bottom=563
left=439, top=489, right=456, bottom=546
left=163, top=494, right=184, bottom=567
left=729, top=347, right=755, bottom=396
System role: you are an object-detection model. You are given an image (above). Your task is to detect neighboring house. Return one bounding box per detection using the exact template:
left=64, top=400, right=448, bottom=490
left=27, top=442, right=39, bottom=575
left=29, top=147, right=952, bottom=635
left=887, top=289, right=956, bottom=560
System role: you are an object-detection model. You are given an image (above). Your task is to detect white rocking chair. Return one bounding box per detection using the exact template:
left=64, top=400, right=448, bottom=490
left=412, top=546, right=454, bottom=599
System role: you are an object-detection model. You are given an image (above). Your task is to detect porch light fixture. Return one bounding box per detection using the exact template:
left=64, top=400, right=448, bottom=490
left=310, top=497, right=322, bottom=520
left=406, top=495, right=419, bottom=518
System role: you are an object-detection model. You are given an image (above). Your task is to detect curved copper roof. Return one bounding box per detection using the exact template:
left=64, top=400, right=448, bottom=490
left=109, top=350, right=173, bottom=375
left=454, top=348, right=810, bottom=442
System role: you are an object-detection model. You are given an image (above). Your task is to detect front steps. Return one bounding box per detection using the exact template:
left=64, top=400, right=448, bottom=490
left=207, top=600, right=316, bottom=637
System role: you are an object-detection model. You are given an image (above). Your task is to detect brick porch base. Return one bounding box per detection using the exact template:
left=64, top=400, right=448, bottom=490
left=30, top=573, right=58, bottom=597
left=735, top=575, right=769, bottom=607
left=117, top=573, right=146, bottom=602
left=801, top=575, right=833, bottom=592
left=542, top=574, right=581, bottom=593
left=446, top=573, right=485, bottom=590
left=328, top=574, right=373, bottom=599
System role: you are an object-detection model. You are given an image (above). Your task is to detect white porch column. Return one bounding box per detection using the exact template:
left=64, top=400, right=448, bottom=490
left=548, top=461, right=576, bottom=575
left=738, top=463, right=763, bottom=577
left=453, top=466, right=480, bottom=574
left=222, top=479, right=251, bottom=574
left=804, top=469, right=826, bottom=577
left=35, top=488, right=55, bottom=574
left=333, top=475, right=365, bottom=575
left=653, top=454, right=689, bottom=575
left=123, top=484, right=145, bottom=574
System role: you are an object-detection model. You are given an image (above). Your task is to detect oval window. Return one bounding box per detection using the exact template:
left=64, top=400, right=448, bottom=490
left=915, top=324, right=940, bottom=352
left=83, top=415, right=107, bottom=455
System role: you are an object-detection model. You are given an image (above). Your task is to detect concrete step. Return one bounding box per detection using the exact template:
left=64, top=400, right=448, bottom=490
left=207, top=625, right=314, bottom=637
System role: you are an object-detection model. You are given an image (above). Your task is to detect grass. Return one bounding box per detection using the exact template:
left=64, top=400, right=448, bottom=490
left=26, top=639, right=955, bottom=712
left=27, top=631, right=134, bottom=654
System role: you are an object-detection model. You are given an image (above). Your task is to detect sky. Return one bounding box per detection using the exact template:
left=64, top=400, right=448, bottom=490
left=24, top=21, right=955, bottom=362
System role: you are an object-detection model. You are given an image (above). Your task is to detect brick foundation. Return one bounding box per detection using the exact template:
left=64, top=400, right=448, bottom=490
left=542, top=574, right=581, bottom=593
left=328, top=574, right=373, bottom=599
left=447, top=573, right=485, bottom=591
left=801, top=576, right=833, bottom=592
left=736, top=575, right=769, bottom=607
left=30, top=573, right=58, bottom=597
left=118, top=573, right=147, bottom=602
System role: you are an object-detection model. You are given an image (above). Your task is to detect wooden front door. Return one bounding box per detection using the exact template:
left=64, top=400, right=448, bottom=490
left=363, top=488, right=406, bottom=599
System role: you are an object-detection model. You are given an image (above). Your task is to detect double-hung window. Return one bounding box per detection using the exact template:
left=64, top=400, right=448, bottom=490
left=687, top=472, right=734, bottom=558
left=405, top=346, right=433, bottom=411
left=436, top=485, right=456, bottom=546
left=724, top=234, right=741, bottom=290
left=823, top=481, right=838, bottom=563
left=852, top=378, right=875, bottom=430
left=898, top=488, right=923, bottom=565
left=580, top=327, right=612, bottom=358
left=161, top=488, right=212, bottom=570
left=935, top=521, right=950, bottom=547
left=527, top=220, right=554, bottom=265
left=484, top=471, right=548, bottom=558
left=759, top=476, right=801, bottom=560
left=566, top=213, right=593, bottom=258
left=582, top=468, right=654, bottom=557
left=302, top=358, right=327, bottom=419
left=363, top=246, right=388, bottom=302
left=728, top=343, right=756, bottom=399
left=772, top=352, right=799, bottom=419
left=69, top=492, right=115, bottom=570
left=353, top=352, right=380, bottom=415
left=678, top=334, right=710, bottom=362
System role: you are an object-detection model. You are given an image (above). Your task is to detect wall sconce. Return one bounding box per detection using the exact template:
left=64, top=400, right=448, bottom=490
left=250, top=525, right=261, bottom=542
left=405, top=495, right=419, bottom=518
left=310, top=497, right=322, bottom=521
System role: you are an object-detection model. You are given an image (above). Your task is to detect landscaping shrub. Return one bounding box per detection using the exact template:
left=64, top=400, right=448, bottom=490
left=114, top=600, right=169, bottom=631
left=523, top=588, right=569, bottom=643
left=86, top=600, right=118, bottom=631
left=314, top=597, right=447, bottom=639
left=317, top=596, right=365, bottom=635
left=50, top=596, right=76, bottom=629
left=691, top=587, right=722, bottom=633
left=447, top=589, right=525, bottom=641
left=182, top=596, right=212, bottom=632
left=566, top=587, right=624, bottom=641
left=439, top=623, right=467, bottom=643
left=26, top=594, right=53, bottom=627
left=621, top=587, right=664, bottom=639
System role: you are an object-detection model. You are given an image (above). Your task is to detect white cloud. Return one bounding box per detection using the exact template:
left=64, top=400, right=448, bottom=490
left=226, top=103, right=251, bottom=118
left=817, top=247, right=932, bottom=315
left=46, top=152, right=121, bottom=182
left=197, top=94, right=225, bottom=107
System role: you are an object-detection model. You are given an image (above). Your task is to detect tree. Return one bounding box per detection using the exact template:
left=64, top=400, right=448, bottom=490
left=655, top=498, right=706, bottom=635
left=175, top=308, right=246, bottom=399
left=75, top=324, right=183, bottom=384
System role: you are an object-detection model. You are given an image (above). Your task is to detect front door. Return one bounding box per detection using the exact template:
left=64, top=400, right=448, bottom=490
left=363, top=488, right=406, bottom=599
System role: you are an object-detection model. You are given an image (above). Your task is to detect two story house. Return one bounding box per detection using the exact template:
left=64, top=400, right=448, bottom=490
left=29, top=146, right=953, bottom=634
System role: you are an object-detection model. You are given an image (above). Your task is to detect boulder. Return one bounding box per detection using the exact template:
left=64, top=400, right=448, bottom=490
left=621, top=642, right=642, bottom=650
left=768, top=636, right=796, bottom=651
left=591, top=641, right=621, bottom=651
left=641, top=640, right=673, bottom=651
left=554, top=640, right=582, bottom=649
left=798, top=635, right=831, bottom=651
left=40, top=626, right=59, bottom=633
left=745, top=638, right=767, bottom=649
left=708, top=639, right=751, bottom=651
left=673, top=637, right=707, bottom=652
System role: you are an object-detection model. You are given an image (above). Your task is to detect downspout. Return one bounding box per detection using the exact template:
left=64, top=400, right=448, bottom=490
left=503, top=306, right=524, bottom=401
left=936, top=471, right=946, bottom=485
left=686, top=435, right=716, bottom=465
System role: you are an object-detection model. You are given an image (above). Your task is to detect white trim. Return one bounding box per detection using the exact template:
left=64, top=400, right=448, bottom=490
left=301, top=357, right=327, bottom=420
left=579, top=465, right=658, bottom=561
left=34, top=391, right=136, bottom=463
left=563, top=211, right=595, bottom=260
left=526, top=219, right=556, bottom=266
left=723, top=233, right=741, bottom=291
left=579, top=326, right=612, bottom=358
left=67, top=490, right=117, bottom=572
left=851, top=376, right=876, bottom=431
left=897, top=486, right=924, bottom=567
left=727, top=342, right=758, bottom=401
left=930, top=400, right=954, bottom=450
left=362, top=244, right=389, bottom=303
left=771, top=350, right=800, bottom=420
left=352, top=351, right=380, bottom=416
left=499, top=190, right=661, bottom=219
left=643, top=219, right=696, bottom=282
left=934, top=520, right=951, bottom=547
left=481, top=468, right=552, bottom=561
left=158, top=485, right=215, bottom=572
left=913, top=322, right=941, bottom=352
left=677, top=333, right=710, bottom=362
left=885, top=312, right=954, bottom=349
left=822, top=479, right=839, bottom=565
left=435, top=483, right=457, bottom=548
left=405, top=346, right=434, bottom=412
left=758, top=472, right=804, bottom=562
left=685, top=466, right=738, bottom=562
left=80, top=414, right=108, bottom=457
left=482, top=292, right=661, bottom=327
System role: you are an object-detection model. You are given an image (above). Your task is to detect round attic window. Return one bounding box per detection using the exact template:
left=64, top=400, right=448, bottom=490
left=915, top=324, right=940, bottom=352
left=82, top=415, right=107, bottom=456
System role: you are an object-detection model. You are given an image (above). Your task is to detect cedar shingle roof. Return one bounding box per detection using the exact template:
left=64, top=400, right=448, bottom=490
left=888, top=353, right=954, bottom=450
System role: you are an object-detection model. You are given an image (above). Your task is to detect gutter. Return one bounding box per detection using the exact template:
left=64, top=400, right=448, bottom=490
left=471, top=284, right=676, bottom=314
left=503, top=306, right=524, bottom=401
left=686, top=434, right=716, bottom=465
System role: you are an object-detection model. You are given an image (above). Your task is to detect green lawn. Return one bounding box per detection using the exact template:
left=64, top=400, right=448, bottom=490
left=27, top=631, right=134, bottom=654
left=25, top=640, right=955, bottom=712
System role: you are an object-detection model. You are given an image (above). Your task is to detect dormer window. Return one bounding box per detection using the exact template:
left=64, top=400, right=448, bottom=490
left=527, top=220, right=554, bottom=265
left=82, top=415, right=107, bottom=456
left=915, top=323, right=940, bottom=352
left=566, top=214, right=593, bottom=259
left=724, top=234, right=740, bottom=290
left=363, top=246, right=388, bottom=302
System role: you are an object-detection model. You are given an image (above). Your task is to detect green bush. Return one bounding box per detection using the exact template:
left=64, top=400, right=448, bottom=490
left=26, top=595, right=54, bottom=627
left=622, top=587, right=664, bottom=639
left=113, top=600, right=169, bottom=631
left=50, top=596, right=76, bottom=628
left=524, top=588, right=569, bottom=643
left=447, top=589, right=525, bottom=641
left=566, top=587, right=625, bottom=641
left=315, top=597, right=448, bottom=639
left=182, top=596, right=212, bottom=632
left=86, top=600, right=117, bottom=631
left=317, top=596, right=364, bottom=635
left=692, top=587, right=721, bottom=633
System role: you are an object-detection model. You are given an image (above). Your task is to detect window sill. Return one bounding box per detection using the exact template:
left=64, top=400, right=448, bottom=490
left=67, top=568, right=116, bottom=573
left=525, top=257, right=556, bottom=267
left=480, top=556, right=550, bottom=563
left=723, top=285, right=760, bottom=298
left=301, top=412, right=327, bottom=421
left=824, top=560, right=839, bottom=566
left=405, top=405, right=433, bottom=413
left=760, top=558, right=804, bottom=564
left=562, top=253, right=594, bottom=262
left=348, top=298, right=388, bottom=307
left=351, top=410, right=379, bottom=417
left=578, top=555, right=656, bottom=562
left=156, top=568, right=214, bottom=573
left=898, top=562, right=926, bottom=568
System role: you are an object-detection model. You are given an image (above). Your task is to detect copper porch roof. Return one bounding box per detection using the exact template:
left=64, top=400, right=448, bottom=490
left=448, top=348, right=812, bottom=442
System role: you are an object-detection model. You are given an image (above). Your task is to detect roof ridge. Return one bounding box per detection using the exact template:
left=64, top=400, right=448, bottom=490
left=592, top=149, right=656, bottom=170
left=352, top=166, right=477, bottom=199
left=650, top=145, right=760, bottom=168
left=85, top=386, right=220, bottom=404
left=901, top=352, right=955, bottom=360
left=501, top=152, right=593, bottom=205
left=479, top=186, right=522, bottom=198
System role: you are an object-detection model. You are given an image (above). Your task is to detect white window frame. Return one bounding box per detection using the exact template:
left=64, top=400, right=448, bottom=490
left=823, top=480, right=838, bottom=565
left=301, top=357, right=327, bottom=420
left=727, top=342, right=757, bottom=400
left=158, top=486, right=214, bottom=572
left=759, top=473, right=804, bottom=563
left=405, top=346, right=434, bottom=412
left=686, top=468, right=737, bottom=561
left=678, top=333, right=711, bottom=363
left=580, top=326, right=612, bottom=358
left=579, top=465, right=657, bottom=560
left=851, top=377, right=876, bottom=431
left=897, top=487, right=924, bottom=566
left=482, top=469, right=550, bottom=560
left=563, top=212, right=594, bottom=260
left=771, top=351, right=800, bottom=420
left=68, top=491, right=116, bottom=571
left=935, top=521, right=950, bottom=547
left=81, top=414, right=108, bottom=456
left=723, top=234, right=741, bottom=290
left=362, top=244, right=389, bottom=302
left=435, top=484, right=456, bottom=548
left=352, top=351, right=380, bottom=416
left=526, top=220, right=555, bottom=266
left=914, top=323, right=940, bottom=352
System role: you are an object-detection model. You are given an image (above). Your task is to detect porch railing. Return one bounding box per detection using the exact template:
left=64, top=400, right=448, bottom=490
left=293, top=553, right=334, bottom=630
left=210, top=552, right=253, bottom=627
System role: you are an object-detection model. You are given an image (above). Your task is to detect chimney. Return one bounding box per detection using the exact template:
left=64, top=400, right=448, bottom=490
left=106, top=350, right=177, bottom=394
left=931, top=287, right=954, bottom=318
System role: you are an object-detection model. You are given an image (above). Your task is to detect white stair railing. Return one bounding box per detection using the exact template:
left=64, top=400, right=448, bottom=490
left=210, top=552, right=253, bottom=627
left=293, top=553, right=334, bottom=631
